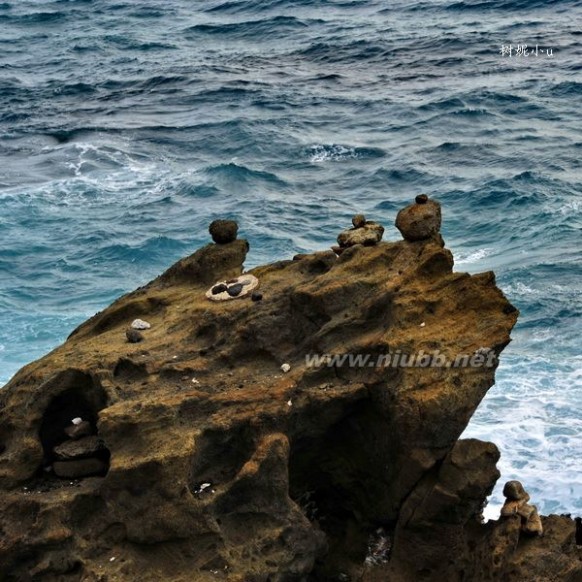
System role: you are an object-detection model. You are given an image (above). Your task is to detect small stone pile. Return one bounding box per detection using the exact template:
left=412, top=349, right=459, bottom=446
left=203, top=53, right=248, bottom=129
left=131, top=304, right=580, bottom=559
left=395, top=194, right=442, bottom=241
left=500, top=480, right=544, bottom=536
left=334, top=214, right=385, bottom=253
left=51, top=418, right=109, bottom=479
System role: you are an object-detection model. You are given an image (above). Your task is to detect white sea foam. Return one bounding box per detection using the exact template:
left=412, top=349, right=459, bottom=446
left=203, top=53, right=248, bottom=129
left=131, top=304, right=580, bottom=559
left=464, top=355, right=582, bottom=521
left=455, top=247, right=493, bottom=265
left=309, top=144, right=359, bottom=163
left=555, top=199, right=581, bottom=215
left=501, top=281, right=542, bottom=297
left=5, top=141, right=199, bottom=209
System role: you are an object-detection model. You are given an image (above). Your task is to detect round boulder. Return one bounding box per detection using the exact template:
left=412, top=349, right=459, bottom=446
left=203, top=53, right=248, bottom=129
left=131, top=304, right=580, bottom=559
left=395, top=196, right=441, bottom=241
left=503, top=480, right=529, bottom=501
left=352, top=214, right=366, bottom=228
left=126, top=329, right=144, bottom=344
left=209, top=220, right=238, bottom=244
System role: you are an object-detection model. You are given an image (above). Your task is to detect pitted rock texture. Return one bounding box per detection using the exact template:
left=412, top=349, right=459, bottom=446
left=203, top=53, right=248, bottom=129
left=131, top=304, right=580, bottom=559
left=0, top=234, right=578, bottom=581
left=395, top=197, right=442, bottom=241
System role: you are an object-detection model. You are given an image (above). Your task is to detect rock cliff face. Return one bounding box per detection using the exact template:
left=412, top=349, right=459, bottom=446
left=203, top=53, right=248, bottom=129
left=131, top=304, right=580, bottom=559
left=0, top=210, right=579, bottom=581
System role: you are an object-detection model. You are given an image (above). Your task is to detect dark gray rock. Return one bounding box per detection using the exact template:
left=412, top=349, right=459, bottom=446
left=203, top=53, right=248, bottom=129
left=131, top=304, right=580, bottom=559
left=53, top=458, right=108, bottom=479
left=54, top=436, right=105, bottom=460
left=209, top=220, right=238, bottom=244
left=227, top=283, right=243, bottom=297
left=126, top=329, right=144, bottom=343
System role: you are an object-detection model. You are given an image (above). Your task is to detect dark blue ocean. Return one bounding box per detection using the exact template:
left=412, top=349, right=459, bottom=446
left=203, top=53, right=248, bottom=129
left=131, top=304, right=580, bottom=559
left=0, top=0, right=580, bottom=518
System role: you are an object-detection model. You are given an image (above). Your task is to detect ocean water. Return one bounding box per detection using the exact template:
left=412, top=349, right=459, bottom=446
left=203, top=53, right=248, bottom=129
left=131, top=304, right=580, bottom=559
left=0, top=0, right=580, bottom=520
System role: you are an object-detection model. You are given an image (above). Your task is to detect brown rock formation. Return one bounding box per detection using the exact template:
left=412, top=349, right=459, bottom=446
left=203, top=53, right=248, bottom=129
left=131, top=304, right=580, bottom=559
left=395, top=196, right=442, bottom=241
left=0, top=217, right=579, bottom=581
left=337, top=215, right=385, bottom=248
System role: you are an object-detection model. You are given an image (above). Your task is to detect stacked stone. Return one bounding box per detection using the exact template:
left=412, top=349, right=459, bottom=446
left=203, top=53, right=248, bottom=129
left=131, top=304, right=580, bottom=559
left=52, top=418, right=109, bottom=479
left=334, top=214, right=385, bottom=253
left=500, top=480, right=544, bottom=536
left=209, top=220, right=238, bottom=244
left=395, top=194, right=442, bottom=241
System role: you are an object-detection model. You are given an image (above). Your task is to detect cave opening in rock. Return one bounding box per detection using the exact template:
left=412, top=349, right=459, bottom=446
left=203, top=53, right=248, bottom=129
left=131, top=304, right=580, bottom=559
left=288, top=402, right=393, bottom=578
left=38, top=372, right=110, bottom=479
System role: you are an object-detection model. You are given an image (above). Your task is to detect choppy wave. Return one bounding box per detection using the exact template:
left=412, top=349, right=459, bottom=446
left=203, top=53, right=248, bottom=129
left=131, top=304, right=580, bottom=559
left=308, top=144, right=386, bottom=163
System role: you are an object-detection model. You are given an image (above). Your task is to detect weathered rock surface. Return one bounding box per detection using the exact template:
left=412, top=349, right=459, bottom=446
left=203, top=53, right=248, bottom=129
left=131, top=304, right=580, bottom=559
left=53, top=457, right=108, bottom=479
left=0, top=217, right=579, bottom=581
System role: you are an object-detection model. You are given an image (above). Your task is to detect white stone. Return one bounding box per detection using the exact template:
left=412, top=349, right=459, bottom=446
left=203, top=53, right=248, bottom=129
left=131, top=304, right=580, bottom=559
left=131, top=319, right=151, bottom=330
left=287, top=399, right=293, bottom=407
left=420, top=322, right=426, bottom=327
left=72, top=417, right=83, bottom=425
left=281, top=363, right=291, bottom=373
left=192, top=378, right=200, bottom=384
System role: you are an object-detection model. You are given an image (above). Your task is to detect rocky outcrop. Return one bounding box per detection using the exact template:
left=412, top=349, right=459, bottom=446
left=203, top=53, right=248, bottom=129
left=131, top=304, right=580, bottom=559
left=0, top=204, right=579, bottom=581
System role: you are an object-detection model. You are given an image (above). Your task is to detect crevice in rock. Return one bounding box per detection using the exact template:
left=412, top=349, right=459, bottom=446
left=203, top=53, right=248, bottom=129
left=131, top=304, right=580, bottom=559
left=188, top=424, right=257, bottom=495
left=288, top=403, right=391, bottom=578
left=113, top=357, right=148, bottom=382
left=38, top=372, right=110, bottom=480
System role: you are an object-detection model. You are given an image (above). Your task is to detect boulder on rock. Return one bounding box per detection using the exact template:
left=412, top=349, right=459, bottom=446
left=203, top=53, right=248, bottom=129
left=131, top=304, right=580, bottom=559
left=395, top=195, right=442, bottom=241
left=337, top=214, right=385, bottom=248
left=209, top=219, right=238, bottom=244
